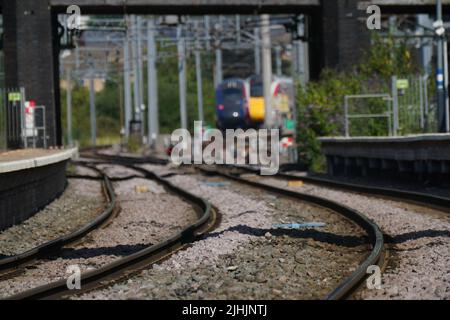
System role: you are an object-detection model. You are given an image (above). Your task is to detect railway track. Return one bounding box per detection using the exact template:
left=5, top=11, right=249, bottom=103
left=233, top=164, right=450, bottom=214
left=71, top=152, right=385, bottom=300
left=3, top=162, right=218, bottom=300
left=221, top=164, right=450, bottom=299
left=45, top=151, right=449, bottom=299
left=193, top=165, right=384, bottom=300
left=0, top=163, right=118, bottom=275
left=83, top=149, right=450, bottom=214
left=79, top=147, right=168, bottom=165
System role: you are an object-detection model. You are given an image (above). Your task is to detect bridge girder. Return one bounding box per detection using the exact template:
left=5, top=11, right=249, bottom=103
left=363, top=0, right=450, bottom=13
left=48, top=0, right=320, bottom=14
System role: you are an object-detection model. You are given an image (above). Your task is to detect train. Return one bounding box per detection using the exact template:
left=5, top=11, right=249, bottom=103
left=215, top=78, right=251, bottom=130
left=215, top=75, right=295, bottom=136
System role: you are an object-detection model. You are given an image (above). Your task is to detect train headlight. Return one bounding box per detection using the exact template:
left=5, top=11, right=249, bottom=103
left=233, top=112, right=239, bottom=118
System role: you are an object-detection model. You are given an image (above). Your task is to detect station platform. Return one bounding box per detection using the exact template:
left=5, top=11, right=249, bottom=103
left=0, top=148, right=78, bottom=231
left=319, top=134, right=450, bottom=179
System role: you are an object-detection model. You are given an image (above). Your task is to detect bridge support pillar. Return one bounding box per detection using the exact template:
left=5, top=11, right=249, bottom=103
left=2, top=0, right=61, bottom=147
left=318, top=0, right=370, bottom=71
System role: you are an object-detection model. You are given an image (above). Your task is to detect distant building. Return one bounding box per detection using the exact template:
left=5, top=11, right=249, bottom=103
left=60, top=78, right=105, bottom=93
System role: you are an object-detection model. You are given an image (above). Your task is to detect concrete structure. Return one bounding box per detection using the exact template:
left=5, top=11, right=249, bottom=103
left=320, top=135, right=450, bottom=178
left=318, top=0, right=369, bottom=71
left=0, top=148, right=77, bottom=231
left=370, top=0, right=450, bottom=12
left=2, top=0, right=61, bottom=147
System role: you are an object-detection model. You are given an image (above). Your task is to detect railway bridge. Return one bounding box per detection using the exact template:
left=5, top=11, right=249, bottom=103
left=0, top=0, right=449, bottom=146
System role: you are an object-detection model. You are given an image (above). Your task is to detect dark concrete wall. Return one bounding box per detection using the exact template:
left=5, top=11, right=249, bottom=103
left=2, top=0, right=61, bottom=147
left=320, top=0, right=370, bottom=71
left=0, top=161, right=67, bottom=231
left=320, top=136, right=450, bottom=180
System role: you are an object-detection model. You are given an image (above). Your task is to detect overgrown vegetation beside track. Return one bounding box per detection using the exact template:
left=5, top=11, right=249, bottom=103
left=296, top=34, right=425, bottom=171
left=60, top=80, right=122, bottom=147
left=60, top=48, right=218, bottom=147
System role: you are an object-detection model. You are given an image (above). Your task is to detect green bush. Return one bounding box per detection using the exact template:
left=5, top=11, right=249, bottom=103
left=296, top=69, right=363, bottom=171
left=297, top=33, right=417, bottom=171
left=158, top=50, right=217, bottom=133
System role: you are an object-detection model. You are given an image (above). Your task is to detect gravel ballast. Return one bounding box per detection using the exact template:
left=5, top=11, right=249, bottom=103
left=258, top=174, right=450, bottom=300
left=76, top=166, right=370, bottom=300
left=0, top=178, right=105, bottom=257
left=0, top=164, right=198, bottom=298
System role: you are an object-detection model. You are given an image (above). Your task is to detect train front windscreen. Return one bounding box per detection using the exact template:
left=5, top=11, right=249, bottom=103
left=216, top=82, right=248, bottom=129
left=250, top=82, right=263, bottom=97
left=222, top=88, right=243, bottom=114
left=248, top=77, right=265, bottom=123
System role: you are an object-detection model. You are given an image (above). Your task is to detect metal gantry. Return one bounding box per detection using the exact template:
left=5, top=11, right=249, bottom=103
left=60, top=14, right=308, bottom=148
left=123, top=33, right=132, bottom=140
left=147, top=17, right=159, bottom=147
left=66, top=69, right=73, bottom=146
left=177, top=24, right=188, bottom=130
left=261, top=14, right=273, bottom=128
left=194, top=21, right=205, bottom=123
left=436, top=0, right=448, bottom=132
left=89, top=72, right=97, bottom=146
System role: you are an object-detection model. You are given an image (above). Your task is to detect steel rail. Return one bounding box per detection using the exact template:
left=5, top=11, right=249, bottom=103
left=196, top=166, right=385, bottom=300
left=237, top=164, right=450, bottom=214
left=79, top=146, right=169, bottom=165
left=81, top=152, right=169, bottom=165
left=0, top=163, right=118, bottom=273
left=224, top=163, right=450, bottom=298
left=6, top=163, right=217, bottom=300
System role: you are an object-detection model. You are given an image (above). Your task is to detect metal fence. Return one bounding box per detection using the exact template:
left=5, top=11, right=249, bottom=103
left=344, top=94, right=393, bottom=137
left=0, top=88, right=47, bottom=149
left=394, top=75, right=437, bottom=135
left=344, top=74, right=436, bottom=137
left=2, top=88, right=26, bottom=149
left=23, top=104, right=47, bottom=148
